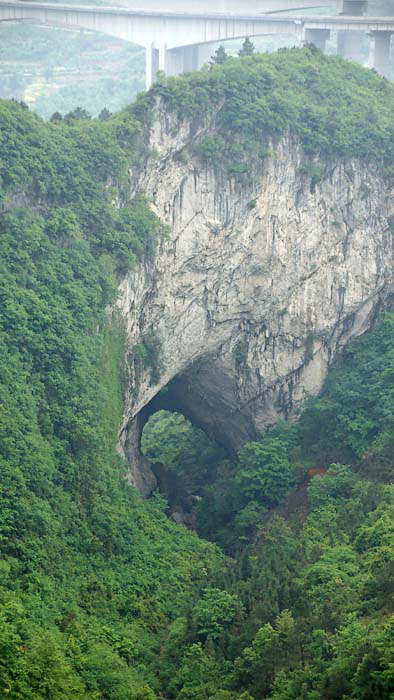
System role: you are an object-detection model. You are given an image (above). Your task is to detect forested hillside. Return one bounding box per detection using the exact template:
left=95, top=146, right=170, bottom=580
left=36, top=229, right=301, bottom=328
left=0, top=24, right=144, bottom=118
left=0, top=48, right=393, bottom=698
left=141, top=316, right=394, bottom=699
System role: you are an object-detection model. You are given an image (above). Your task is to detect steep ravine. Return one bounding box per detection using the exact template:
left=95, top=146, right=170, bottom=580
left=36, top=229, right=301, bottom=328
left=117, top=105, right=393, bottom=494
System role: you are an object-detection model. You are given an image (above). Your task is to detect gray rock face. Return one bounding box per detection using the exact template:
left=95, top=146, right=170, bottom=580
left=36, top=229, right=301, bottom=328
left=117, top=105, right=393, bottom=494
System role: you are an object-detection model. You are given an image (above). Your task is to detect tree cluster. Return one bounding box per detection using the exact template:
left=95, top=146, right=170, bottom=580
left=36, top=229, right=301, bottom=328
left=0, top=49, right=393, bottom=698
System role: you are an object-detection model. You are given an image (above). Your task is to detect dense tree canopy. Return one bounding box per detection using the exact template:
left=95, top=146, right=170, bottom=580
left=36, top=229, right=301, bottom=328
left=0, top=98, right=221, bottom=698
left=0, top=48, right=393, bottom=697
left=151, top=46, right=394, bottom=168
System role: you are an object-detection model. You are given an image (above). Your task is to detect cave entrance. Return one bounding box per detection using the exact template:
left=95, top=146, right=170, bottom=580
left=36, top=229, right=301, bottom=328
left=140, top=409, right=227, bottom=528
left=123, top=353, right=261, bottom=504
left=139, top=354, right=259, bottom=457
left=124, top=353, right=260, bottom=499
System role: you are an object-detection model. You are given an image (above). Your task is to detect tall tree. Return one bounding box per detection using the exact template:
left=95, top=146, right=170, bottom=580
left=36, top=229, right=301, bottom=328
left=239, top=38, right=255, bottom=57
left=210, top=45, right=230, bottom=65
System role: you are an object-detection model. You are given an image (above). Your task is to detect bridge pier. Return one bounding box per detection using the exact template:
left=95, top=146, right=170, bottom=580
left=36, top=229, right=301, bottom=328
left=145, top=43, right=168, bottom=88
left=370, top=31, right=392, bottom=77
left=167, top=44, right=216, bottom=77
left=337, top=29, right=366, bottom=63
left=152, top=43, right=214, bottom=83
left=145, top=45, right=153, bottom=90
left=197, top=43, right=217, bottom=68
left=4, top=0, right=392, bottom=91
left=303, top=27, right=330, bottom=50
left=181, top=45, right=200, bottom=72
left=145, top=44, right=158, bottom=90
left=341, top=0, right=367, bottom=13
left=165, top=46, right=185, bottom=76
left=165, top=45, right=199, bottom=76
left=338, top=0, right=367, bottom=63
left=146, top=44, right=202, bottom=87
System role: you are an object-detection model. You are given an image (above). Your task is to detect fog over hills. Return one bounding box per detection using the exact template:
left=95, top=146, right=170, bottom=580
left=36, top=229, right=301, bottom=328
left=0, top=0, right=393, bottom=117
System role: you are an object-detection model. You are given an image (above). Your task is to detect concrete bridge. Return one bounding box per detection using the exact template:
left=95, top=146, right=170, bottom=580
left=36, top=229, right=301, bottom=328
left=0, top=0, right=392, bottom=85
left=90, top=1, right=340, bottom=13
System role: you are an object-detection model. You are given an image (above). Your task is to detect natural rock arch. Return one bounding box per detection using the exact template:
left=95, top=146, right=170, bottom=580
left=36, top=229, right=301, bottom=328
left=117, top=107, right=393, bottom=495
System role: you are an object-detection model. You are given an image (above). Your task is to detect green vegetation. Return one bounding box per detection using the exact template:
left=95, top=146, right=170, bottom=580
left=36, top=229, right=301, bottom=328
left=0, top=98, right=221, bottom=698
left=0, top=49, right=393, bottom=698
left=152, top=46, right=394, bottom=171
left=141, top=411, right=226, bottom=497
left=238, top=38, right=255, bottom=58
left=176, top=315, right=394, bottom=552
left=132, top=330, right=164, bottom=385
left=210, top=46, right=230, bottom=66
left=0, top=24, right=144, bottom=118
left=143, top=316, right=394, bottom=699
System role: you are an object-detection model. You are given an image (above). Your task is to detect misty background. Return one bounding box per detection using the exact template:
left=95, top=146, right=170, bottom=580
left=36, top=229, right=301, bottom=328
left=0, top=0, right=393, bottom=118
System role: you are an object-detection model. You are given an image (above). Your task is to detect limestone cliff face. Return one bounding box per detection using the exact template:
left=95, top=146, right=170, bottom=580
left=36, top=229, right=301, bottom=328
left=117, top=103, right=393, bottom=494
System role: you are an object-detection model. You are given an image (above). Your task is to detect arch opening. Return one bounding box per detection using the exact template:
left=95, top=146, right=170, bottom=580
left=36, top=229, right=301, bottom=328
left=134, top=356, right=307, bottom=550
left=123, top=352, right=263, bottom=516
left=140, top=408, right=227, bottom=529
left=140, top=355, right=260, bottom=458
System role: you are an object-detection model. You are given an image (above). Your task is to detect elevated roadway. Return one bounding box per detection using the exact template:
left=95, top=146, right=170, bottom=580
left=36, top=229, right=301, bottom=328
left=0, top=0, right=392, bottom=84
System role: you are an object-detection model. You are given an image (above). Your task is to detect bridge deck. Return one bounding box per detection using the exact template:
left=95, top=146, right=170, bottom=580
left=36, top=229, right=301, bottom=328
left=1, top=1, right=392, bottom=84
left=0, top=2, right=393, bottom=31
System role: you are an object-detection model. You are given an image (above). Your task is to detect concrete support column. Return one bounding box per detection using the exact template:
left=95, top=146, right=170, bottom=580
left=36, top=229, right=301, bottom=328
left=151, top=46, right=160, bottom=80
left=303, top=28, right=330, bottom=51
left=166, top=45, right=199, bottom=77
left=337, top=29, right=364, bottom=63
left=166, top=47, right=185, bottom=76
left=197, top=42, right=217, bottom=69
left=145, top=44, right=153, bottom=90
left=145, top=43, right=168, bottom=89
left=341, top=0, right=367, bottom=14
left=294, top=21, right=306, bottom=43
left=158, top=44, right=167, bottom=72
left=337, top=31, right=366, bottom=62
left=371, top=31, right=392, bottom=78
left=338, top=0, right=367, bottom=63
left=181, top=45, right=200, bottom=72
